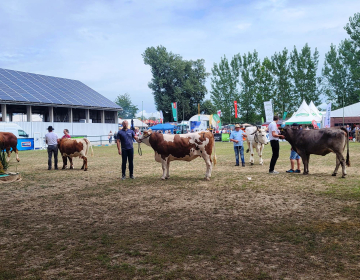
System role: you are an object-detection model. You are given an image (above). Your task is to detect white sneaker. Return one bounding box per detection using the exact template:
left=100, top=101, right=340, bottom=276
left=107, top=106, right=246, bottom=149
left=269, top=170, right=279, bottom=174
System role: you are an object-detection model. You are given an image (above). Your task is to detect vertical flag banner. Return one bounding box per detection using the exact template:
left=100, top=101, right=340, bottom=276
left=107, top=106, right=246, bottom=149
left=159, top=111, right=164, bottom=124
left=213, top=114, right=222, bottom=129
left=283, top=111, right=288, bottom=120
left=325, top=103, right=331, bottom=128
left=171, top=102, right=178, bottom=122
left=234, top=101, right=238, bottom=118
left=261, top=117, right=264, bottom=124
left=264, top=100, right=274, bottom=123
left=217, top=110, right=222, bottom=117
left=209, top=114, right=213, bottom=128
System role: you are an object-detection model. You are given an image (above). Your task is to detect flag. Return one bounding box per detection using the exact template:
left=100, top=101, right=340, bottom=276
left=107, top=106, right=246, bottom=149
left=324, top=103, right=331, bottom=128
left=217, top=110, right=222, bottom=117
left=171, top=102, right=178, bottom=122
left=283, top=111, right=287, bottom=120
left=234, top=101, right=238, bottom=118
left=261, top=117, right=264, bottom=124
left=159, top=111, right=164, bottom=124
left=209, top=114, right=213, bottom=128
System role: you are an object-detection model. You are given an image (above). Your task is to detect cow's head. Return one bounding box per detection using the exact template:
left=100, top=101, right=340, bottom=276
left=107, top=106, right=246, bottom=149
left=137, top=129, right=152, bottom=145
left=255, top=128, right=269, bottom=145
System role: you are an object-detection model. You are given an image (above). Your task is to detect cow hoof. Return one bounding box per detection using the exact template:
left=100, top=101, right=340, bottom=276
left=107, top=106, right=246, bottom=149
left=161, top=177, right=166, bottom=180
left=81, top=167, right=84, bottom=170
left=62, top=166, right=66, bottom=170
left=332, top=173, right=337, bottom=176
left=70, top=166, right=74, bottom=170
left=84, top=169, right=88, bottom=171
left=204, top=177, right=210, bottom=181
left=165, top=177, right=170, bottom=179
left=16, top=159, right=20, bottom=162
left=251, top=163, right=254, bottom=166
left=303, top=172, right=309, bottom=175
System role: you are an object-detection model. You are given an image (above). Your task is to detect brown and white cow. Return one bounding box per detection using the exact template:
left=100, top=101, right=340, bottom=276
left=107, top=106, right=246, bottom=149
left=0, top=132, right=20, bottom=162
left=138, top=130, right=217, bottom=180
left=57, top=138, right=93, bottom=171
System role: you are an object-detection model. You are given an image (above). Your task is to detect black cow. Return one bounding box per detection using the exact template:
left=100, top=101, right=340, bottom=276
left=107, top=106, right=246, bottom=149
left=281, top=127, right=350, bottom=177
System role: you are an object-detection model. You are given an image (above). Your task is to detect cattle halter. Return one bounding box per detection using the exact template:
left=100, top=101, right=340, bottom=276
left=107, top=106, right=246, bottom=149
left=137, top=134, right=151, bottom=156
left=254, top=131, right=268, bottom=145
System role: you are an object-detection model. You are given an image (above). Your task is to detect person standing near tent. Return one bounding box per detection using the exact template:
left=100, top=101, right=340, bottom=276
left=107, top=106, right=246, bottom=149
left=230, top=124, right=247, bottom=167
left=269, top=116, right=285, bottom=174
left=117, top=120, right=138, bottom=180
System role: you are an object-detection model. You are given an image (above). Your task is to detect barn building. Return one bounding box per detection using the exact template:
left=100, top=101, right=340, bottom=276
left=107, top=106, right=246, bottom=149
left=0, top=67, right=121, bottom=141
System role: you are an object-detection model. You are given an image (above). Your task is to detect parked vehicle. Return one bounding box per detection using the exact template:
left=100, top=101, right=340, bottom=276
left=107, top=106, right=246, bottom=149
left=0, top=123, right=29, bottom=138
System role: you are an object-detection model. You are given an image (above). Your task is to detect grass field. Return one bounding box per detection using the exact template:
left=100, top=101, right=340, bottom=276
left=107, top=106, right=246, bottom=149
left=1, top=141, right=360, bottom=279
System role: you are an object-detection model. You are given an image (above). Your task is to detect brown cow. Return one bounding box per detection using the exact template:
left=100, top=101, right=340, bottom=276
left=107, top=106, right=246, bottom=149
left=138, top=130, right=217, bottom=180
left=280, top=127, right=350, bottom=177
left=57, top=138, right=93, bottom=171
left=0, top=132, right=20, bottom=162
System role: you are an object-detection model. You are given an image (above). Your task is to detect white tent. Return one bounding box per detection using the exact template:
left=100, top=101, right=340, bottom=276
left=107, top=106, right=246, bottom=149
left=285, top=100, right=322, bottom=125
left=330, top=102, right=360, bottom=118
left=119, top=118, right=148, bottom=127
left=309, top=101, right=323, bottom=119
left=189, top=115, right=217, bottom=127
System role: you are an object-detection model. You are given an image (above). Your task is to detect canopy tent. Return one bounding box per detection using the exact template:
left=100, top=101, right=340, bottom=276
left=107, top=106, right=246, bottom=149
left=188, top=115, right=218, bottom=127
left=309, top=101, right=323, bottom=119
left=118, top=118, right=148, bottom=128
left=149, top=123, right=175, bottom=133
left=285, top=100, right=322, bottom=125
left=330, top=102, right=360, bottom=117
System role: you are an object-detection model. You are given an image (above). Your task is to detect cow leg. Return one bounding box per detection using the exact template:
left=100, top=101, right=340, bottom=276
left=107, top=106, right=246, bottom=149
left=298, top=151, right=308, bottom=174
left=62, top=156, right=67, bottom=169
left=69, top=157, right=74, bottom=169
left=6, top=149, right=11, bottom=163
left=161, top=158, right=167, bottom=180
left=335, top=152, right=346, bottom=178
left=202, top=152, right=212, bottom=180
left=249, top=143, right=254, bottom=165
left=14, top=146, right=20, bottom=162
left=82, top=156, right=88, bottom=171
left=165, top=161, right=170, bottom=179
left=305, top=154, right=310, bottom=174
left=258, top=144, right=264, bottom=165
left=332, top=154, right=341, bottom=176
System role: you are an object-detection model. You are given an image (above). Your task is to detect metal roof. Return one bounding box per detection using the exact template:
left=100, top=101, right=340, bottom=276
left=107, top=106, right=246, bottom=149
left=0, top=68, right=121, bottom=111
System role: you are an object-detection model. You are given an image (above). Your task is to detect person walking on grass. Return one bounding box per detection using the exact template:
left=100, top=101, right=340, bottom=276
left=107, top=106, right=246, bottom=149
left=230, top=124, right=247, bottom=167
left=117, top=120, right=138, bottom=180
left=286, top=123, right=301, bottom=174
left=45, top=126, right=58, bottom=170
left=268, top=116, right=285, bottom=174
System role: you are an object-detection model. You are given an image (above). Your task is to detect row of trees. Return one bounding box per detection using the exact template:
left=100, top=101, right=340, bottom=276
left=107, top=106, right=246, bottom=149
left=119, top=12, right=360, bottom=124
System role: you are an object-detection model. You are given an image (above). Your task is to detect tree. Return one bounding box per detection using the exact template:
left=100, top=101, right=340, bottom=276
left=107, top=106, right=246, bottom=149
left=142, top=46, right=209, bottom=122
left=255, top=57, right=276, bottom=120
left=290, top=44, right=321, bottom=107
left=210, top=55, right=240, bottom=124
left=201, top=99, right=216, bottom=115
left=271, top=48, right=294, bottom=116
left=114, top=93, right=138, bottom=119
left=237, top=50, right=261, bottom=123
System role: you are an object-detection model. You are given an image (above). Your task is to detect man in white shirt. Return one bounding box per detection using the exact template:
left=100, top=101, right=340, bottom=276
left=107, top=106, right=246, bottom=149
left=45, top=126, right=58, bottom=170
left=268, top=116, right=285, bottom=174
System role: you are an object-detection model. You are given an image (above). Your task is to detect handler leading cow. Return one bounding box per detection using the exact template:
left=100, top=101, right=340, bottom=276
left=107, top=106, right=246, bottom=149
left=138, top=130, right=216, bottom=180
left=281, top=127, right=350, bottom=177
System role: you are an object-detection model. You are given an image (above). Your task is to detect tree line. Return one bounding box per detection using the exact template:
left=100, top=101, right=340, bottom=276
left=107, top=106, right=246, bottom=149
left=118, top=13, right=360, bottom=124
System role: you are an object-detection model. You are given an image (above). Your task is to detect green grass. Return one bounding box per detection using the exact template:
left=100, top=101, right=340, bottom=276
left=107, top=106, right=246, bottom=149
left=0, top=142, right=360, bottom=279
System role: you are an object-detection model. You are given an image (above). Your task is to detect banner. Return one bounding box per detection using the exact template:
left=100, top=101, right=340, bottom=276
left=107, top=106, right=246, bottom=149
left=312, top=120, right=318, bottom=129
left=234, top=101, right=238, bottom=118
left=159, top=111, right=164, bottom=123
left=264, top=100, right=273, bottom=123
left=283, top=111, right=287, bottom=120
left=212, top=114, right=222, bottom=129
left=171, top=102, right=178, bottom=122
left=217, top=110, right=222, bottom=117
left=324, top=103, right=331, bottom=128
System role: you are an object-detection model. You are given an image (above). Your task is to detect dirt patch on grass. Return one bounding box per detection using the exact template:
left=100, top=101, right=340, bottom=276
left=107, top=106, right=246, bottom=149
left=1, top=143, right=360, bottom=279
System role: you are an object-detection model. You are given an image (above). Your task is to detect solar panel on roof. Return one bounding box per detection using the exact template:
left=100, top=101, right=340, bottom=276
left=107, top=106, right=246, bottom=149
left=0, top=68, right=121, bottom=110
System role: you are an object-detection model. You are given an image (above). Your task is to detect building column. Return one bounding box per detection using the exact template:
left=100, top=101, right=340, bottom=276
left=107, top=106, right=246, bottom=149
left=49, top=106, right=54, bottom=122
left=85, top=109, right=90, bottom=123
left=1, top=104, right=7, bottom=122
left=68, top=108, right=73, bottom=123
left=101, top=110, right=105, bottom=123
left=114, top=111, right=118, bottom=124
left=26, top=105, right=32, bottom=122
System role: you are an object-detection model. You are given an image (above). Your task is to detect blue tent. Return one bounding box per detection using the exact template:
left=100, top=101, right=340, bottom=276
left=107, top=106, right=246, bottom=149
left=150, top=123, right=175, bottom=133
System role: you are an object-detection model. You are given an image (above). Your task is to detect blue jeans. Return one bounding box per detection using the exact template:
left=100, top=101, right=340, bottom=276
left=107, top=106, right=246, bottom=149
left=234, top=146, right=244, bottom=165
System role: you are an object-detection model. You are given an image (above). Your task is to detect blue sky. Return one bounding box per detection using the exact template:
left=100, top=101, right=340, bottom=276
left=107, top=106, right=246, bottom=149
left=1, top=0, right=359, bottom=118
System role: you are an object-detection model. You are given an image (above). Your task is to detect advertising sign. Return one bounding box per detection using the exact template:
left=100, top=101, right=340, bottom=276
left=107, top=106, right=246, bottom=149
left=214, top=133, right=222, bottom=141
left=16, top=138, right=34, bottom=151
left=324, top=103, right=331, bottom=128
left=264, top=100, right=273, bottom=122
left=221, top=133, right=230, bottom=142
left=171, top=102, right=178, bottom=122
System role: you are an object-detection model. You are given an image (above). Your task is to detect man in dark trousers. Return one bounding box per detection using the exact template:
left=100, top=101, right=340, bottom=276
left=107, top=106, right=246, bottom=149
left=45, top=126, right=58, bottom=170
left=117, top=120, right=138, bottom=180
left=268, top=116, right=285, bottom=174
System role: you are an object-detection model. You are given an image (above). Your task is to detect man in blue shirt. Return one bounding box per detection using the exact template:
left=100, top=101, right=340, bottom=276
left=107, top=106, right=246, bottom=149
left=117, top=120, right=138, bottom=180
left=230, top=124, right=247, bottom=167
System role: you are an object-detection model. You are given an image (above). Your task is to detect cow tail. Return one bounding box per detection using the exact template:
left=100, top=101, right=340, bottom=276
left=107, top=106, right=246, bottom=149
left=340, top=127, right=350, bottom=167
left=212, top=139, right=217, bottom=166
left=90, top=141, right=94, bottom=157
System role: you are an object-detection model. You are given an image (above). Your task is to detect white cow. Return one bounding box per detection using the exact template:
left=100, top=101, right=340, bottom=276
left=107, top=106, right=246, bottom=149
left=245, top=126, right=268, bottom=165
